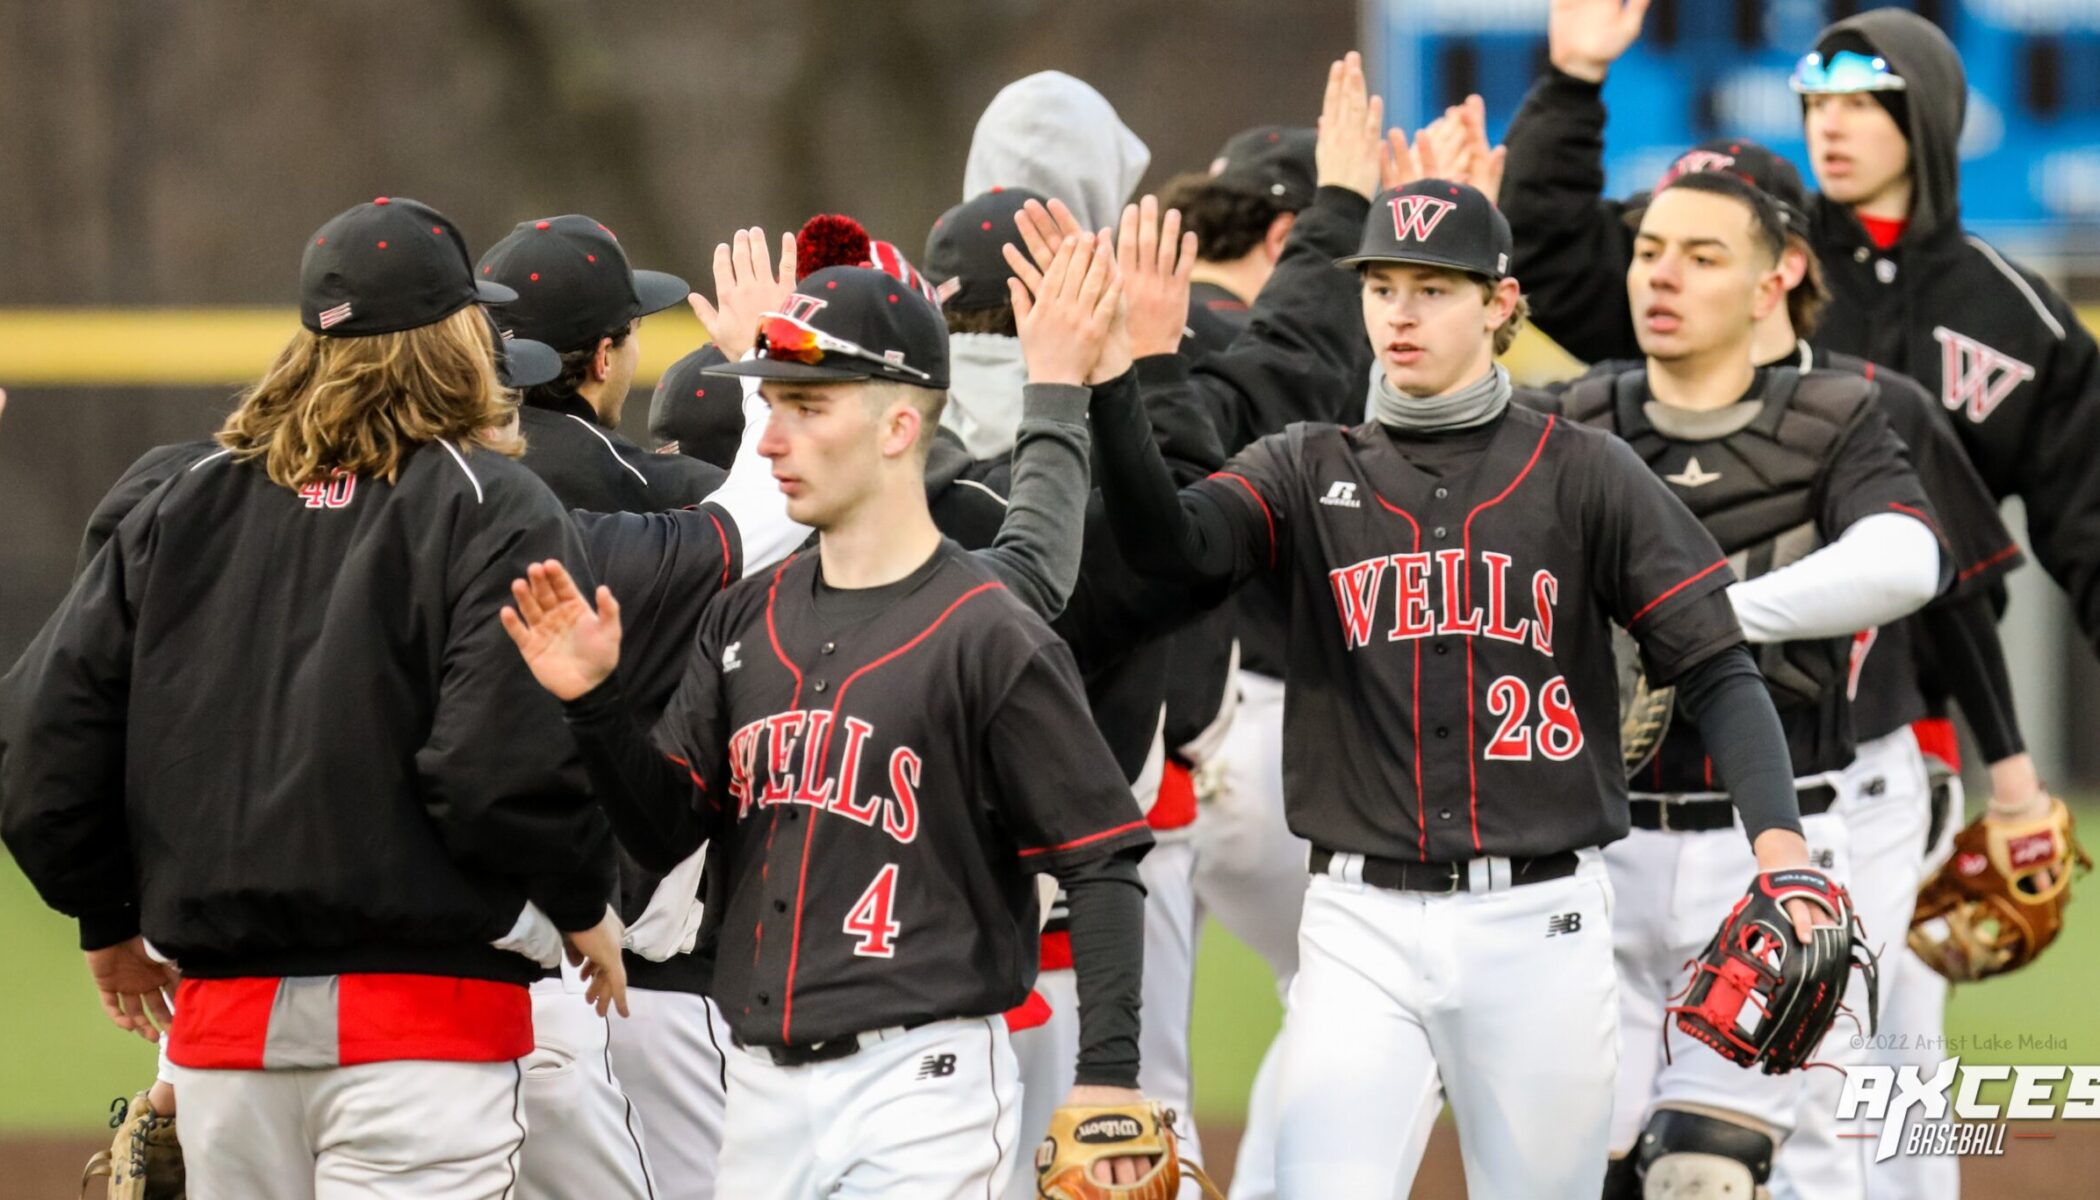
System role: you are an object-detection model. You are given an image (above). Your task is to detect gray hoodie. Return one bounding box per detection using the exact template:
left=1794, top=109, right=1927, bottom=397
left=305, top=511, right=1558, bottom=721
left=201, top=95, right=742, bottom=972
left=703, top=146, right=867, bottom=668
left=1821, top=9, right=1966, bottom=243
left=962, top=71, right=1150, bottom=233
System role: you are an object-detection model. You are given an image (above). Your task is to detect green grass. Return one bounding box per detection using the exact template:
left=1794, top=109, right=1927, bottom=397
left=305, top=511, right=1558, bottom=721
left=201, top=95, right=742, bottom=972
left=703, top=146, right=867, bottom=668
left=6, top=829, right=2096, bottom=1132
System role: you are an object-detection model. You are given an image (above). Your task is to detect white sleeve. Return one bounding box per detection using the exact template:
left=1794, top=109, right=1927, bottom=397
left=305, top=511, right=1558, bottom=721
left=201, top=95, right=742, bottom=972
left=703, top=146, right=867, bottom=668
left=1726, top=511, right=1941, bottom=643
left=703, top=372, right=810, bottom=576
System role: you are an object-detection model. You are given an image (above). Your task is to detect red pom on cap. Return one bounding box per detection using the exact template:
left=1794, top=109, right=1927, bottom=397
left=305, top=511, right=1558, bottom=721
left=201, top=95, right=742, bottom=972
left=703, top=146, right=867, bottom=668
left=374, top=196, right=390, bottom=205
left=796, top=214, right=872, bottom=281
left=535, top=220, right=551, bottom=230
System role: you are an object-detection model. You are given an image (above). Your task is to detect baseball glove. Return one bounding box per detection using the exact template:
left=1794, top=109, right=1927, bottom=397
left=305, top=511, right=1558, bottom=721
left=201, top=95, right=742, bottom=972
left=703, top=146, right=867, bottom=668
left=1035, top=1101, right=1223, bottom=1200
left=80, top=1090, right=184, bottom=1200
left=1910, top=796, right=2091, bottom=983
left=1615, top=625, right=1674, bottom=776
left=1669, top=869, right=1877, bottom=1075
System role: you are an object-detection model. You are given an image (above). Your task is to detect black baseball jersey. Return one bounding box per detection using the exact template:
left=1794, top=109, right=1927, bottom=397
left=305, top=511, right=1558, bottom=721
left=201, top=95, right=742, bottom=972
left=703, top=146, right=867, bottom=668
left=1545, top=368, right=1941, bottom=791
left=1185, top=402, right=1742, bottom=860
left=569, top=540, right=1152, bottom=1047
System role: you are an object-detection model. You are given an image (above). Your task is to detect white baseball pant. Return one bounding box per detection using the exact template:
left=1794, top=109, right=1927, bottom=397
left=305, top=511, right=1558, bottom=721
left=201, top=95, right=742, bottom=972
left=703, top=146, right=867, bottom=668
left=604, top=986, right=731, bottom=1200
left=1006, top=969, right=1079, bottom=1200
left=1773, top=729, right=1930, bottom=1200
left=1274, top=851, right=1619, bottom=1199
left=166, top=1056, right=527, bottom=1199
left=715, top=1016, right=1021, bottom=1200
left=517, top=973, right=657, bottom=1200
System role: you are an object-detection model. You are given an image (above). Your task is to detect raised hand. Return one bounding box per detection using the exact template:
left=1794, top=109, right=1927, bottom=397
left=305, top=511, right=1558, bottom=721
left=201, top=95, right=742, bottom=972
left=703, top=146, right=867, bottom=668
left=499, top=560, right=623, bottom=702
left=563, top=906, right=631, bottom=1018
left=1006, top=233, right=1121, bottom=388
left=86, top=937, right=178, bottom=1044
left=1315, top=51, right=1386, bottom=200
left=688, top=226, right=798, bottom=361
left=1117, top=195, right=1198, bottom=361
left=1007, top=196, right=1091, bottom=290
left=1549, top=0, right=1652, bottom=84
left=1414, top=95, right=1508, bottom=204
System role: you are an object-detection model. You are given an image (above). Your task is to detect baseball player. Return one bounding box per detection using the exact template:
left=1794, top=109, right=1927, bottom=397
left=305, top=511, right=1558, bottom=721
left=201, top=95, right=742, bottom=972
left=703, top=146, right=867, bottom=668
left=1505, top=2, right=2100, bottom=647
left=479, top=214, right=725, bottom=510
left=2, top=196, right=626, bottom=1198
left=1079, top=177, right=1831, bottom=1199
left=1534, top=171, right=1951, bottom=1199
left=504, top=252, right=1167, bottom=1199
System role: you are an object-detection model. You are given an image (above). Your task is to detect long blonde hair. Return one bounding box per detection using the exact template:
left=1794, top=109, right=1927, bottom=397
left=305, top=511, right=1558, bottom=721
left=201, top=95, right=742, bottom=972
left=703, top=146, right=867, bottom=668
left=217, top=305, right=518, bottom=487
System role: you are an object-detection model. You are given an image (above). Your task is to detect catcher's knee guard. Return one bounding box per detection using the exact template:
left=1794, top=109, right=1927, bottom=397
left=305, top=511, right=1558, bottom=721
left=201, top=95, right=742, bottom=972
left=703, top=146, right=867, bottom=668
left=1635, top=1108, right=1773, bottom=1200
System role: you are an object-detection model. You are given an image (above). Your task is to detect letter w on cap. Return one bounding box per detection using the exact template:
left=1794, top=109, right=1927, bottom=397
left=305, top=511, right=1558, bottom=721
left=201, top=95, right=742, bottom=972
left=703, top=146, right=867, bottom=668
left=1389, top=195, right=1456, bottom=243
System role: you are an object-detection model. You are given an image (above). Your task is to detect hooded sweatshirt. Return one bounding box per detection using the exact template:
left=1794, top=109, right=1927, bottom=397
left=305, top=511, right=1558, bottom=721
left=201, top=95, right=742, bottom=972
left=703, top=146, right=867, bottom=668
left=1498, top=11, right=2100, bottom=650
left=963, top=71, right=1150, bottom=233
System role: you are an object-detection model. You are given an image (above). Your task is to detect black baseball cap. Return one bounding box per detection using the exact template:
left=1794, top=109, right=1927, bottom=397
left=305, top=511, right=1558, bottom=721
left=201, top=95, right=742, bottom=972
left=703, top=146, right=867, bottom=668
left=475, top=307, right=562, bottom=389
left=477, top=215, right=689, bottom=354
left=709, top=266, right=950, bottom=390
left=650, top=343, right=742, bottom=470
left=301, top=196, right=516, bottom=336
left=1337, top=179, right=1512, bottom=280
left=1209, top=126, right=1318, bottom=209
left=924, top=187, right=1046, bottom=311
left=1653, top=139, right=1814, bottom=239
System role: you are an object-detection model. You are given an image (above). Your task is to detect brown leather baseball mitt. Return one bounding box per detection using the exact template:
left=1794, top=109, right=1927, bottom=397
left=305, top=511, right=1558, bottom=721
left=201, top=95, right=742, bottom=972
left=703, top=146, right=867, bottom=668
left=1035, top=1101, right=1223, bottom=1199
left=80, top=1089, right=184, bottom=1200
left=1911, top=796, right=2091, bottom=982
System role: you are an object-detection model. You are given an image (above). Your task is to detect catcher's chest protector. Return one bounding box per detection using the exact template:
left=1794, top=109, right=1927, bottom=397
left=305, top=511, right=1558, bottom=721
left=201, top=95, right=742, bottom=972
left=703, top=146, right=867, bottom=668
left=1561, top=368, right=1871, bottom=576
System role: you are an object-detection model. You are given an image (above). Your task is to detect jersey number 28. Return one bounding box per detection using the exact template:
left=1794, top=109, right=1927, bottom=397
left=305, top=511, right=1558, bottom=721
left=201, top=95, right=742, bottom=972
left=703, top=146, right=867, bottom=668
left=844, top=864, right=901, bottom=958
left=1484, top=675, right=1584, bottom=762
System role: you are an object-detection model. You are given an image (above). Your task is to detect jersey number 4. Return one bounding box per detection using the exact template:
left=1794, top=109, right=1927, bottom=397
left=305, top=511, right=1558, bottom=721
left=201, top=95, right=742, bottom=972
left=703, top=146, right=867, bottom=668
left=1484, top=675, right=1584, bottom=762
left=844, top=864, right=901, bottom=958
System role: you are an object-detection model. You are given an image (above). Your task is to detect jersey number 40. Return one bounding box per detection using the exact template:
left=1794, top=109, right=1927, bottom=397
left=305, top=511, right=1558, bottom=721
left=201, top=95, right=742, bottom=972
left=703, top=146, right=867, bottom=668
left=844, top=864, right=901, bottom=958
left=1484, top=675, right=1584, bottom=762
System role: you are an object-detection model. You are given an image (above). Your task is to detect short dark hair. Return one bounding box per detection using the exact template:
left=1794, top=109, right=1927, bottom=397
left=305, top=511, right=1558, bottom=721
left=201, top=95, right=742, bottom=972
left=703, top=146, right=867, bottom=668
left=1159, top=172, right=1293, bottom=263
left=523, top=324, right=632, bottom=409
left=945, top=306, right=1017, bottom=338
left=1645, top=173, right=1789, bottom=265
left=1787, top=233, right=1831, bottom=339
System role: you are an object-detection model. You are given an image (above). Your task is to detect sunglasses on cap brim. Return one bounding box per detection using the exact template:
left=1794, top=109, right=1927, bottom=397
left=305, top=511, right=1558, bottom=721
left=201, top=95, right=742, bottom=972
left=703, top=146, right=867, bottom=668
left=755, top=313, right=933, bottom=384
left=1789, top=50, right=1907, bottom=95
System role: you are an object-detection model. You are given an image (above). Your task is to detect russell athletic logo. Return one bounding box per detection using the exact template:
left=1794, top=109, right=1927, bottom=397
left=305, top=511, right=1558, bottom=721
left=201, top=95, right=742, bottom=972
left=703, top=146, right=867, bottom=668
left=1388, top=194, right=1457, bottom=243
left=1837, top=1059, right=2100, bottom=1162
left=1933, top=326, right=2035, bottom=423
left=1319, top=480, right=1361, bottom=508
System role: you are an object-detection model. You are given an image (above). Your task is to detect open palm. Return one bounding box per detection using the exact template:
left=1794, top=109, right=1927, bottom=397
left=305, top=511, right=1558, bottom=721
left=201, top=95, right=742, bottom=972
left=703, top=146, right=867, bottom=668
left=500, top=560, right=623, bottom=701
left=1550, top=0, right=1651, bottom=82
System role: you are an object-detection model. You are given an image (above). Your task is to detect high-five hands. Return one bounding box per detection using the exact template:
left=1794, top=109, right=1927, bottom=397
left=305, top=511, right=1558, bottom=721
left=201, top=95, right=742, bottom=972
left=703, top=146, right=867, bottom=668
left=1316, top=51, right=1386, bottom=201
left=1549, top=0, right=1652, bottom=84
left=500, top=560, right=623, bottom=702
left=689, top=227, right=798, bottom=361
left=1006, top=228, right=1122, bottom=388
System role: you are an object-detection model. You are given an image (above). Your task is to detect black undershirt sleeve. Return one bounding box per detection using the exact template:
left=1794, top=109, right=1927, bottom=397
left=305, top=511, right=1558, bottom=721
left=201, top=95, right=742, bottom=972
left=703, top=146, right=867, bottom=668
left=1921, top=593, right=2025, bottom=764
left=1673, top=643, right=1804, bottom=842
left=1088, top=365, right=1248, bottom=584
left=562, top=677, right=723, bottom=874
left=1048, top=847, right=1148, bottom=1090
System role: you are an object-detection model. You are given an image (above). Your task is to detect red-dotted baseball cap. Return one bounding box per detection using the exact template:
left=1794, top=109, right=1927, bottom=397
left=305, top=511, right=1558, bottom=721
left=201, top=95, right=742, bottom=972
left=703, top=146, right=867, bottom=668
left=709, top=267, right=950, bottom=390
left=1209, top=126, right=1318, bottom=209
left=924, top=188, right=1047, bottom=311
left=1337, top=179, right=1512, bottom=280
left=1653, top=139, right=1813, bottom=239
left=477, top=215, right=690, bottom=354
left=301, top=197, right=516, bottom=336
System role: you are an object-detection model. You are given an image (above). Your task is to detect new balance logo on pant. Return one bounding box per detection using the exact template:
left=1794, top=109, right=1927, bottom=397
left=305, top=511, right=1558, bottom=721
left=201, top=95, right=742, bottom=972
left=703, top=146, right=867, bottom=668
left=1546, top=912, right=1583, bottom=937
left=915, top=1054, right=956, bottom=1080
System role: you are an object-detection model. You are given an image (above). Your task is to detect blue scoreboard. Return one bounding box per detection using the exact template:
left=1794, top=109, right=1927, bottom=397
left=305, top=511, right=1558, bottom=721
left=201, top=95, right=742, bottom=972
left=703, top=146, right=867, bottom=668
left=1372, top=0, right=2100, bottom=242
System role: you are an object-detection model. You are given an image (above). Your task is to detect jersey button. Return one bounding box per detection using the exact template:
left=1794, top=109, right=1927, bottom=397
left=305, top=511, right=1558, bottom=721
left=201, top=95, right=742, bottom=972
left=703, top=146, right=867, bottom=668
left=822, top=642, right=836, bottom=654
left=1434, top=487, right=1448, bottom=500
left=1433, top=526, right=1448, bottom=539
left=1433, top=642, right=1448, bottom=656
left=1435, top=726, right=1449, bottom=739
left=758, top=992, right=770, bottom=1005
left=813, top=679, right=829, bottom=693
left=786, top=809, right=800, bottom=821
left=774, top=900, right=787, bottom=913
left=1439, top=808, right=1453, bottom=820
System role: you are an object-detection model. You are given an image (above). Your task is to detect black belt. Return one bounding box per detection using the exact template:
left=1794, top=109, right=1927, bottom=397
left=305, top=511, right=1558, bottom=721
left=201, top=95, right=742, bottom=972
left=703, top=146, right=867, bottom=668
left=737, top=1019, right=934, bottom=1067
left=1308, top=847, right=1580, bottom=893
left=1629, top=783, right=1836, bottom=833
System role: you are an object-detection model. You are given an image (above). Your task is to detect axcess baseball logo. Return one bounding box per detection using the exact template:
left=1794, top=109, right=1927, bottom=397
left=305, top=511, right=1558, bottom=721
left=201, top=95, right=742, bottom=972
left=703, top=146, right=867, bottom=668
left=1836, top=1058, right=2100, bottom=1161
left=1664, top=457, right=1721, bottom=488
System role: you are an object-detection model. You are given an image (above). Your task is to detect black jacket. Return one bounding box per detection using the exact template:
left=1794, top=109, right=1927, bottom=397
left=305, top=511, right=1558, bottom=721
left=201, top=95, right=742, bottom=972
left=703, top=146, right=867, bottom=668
left=2, top=444, right=614, bottom=983
left=519, top=395, right=725, bottom=513
left=1501, top=31, right=2100, bottom=651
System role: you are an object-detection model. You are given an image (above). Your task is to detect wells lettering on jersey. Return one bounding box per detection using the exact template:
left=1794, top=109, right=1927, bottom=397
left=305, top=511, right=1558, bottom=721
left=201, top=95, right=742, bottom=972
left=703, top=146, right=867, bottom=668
left=1328, top=548, right=1559, bottom=657
left=726, top=711, right=920, bottom=843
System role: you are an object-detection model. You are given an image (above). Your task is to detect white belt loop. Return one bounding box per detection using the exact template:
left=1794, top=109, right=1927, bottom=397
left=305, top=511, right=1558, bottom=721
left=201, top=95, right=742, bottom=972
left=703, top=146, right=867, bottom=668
left=1466, top=856, right=1514, bottom=893
left=1328, top=851, right=1365, bottom=885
